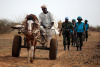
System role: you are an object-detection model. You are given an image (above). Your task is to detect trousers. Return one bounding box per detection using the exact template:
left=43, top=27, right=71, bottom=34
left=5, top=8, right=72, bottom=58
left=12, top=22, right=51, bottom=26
left=63, top=32, right=70, bottom=46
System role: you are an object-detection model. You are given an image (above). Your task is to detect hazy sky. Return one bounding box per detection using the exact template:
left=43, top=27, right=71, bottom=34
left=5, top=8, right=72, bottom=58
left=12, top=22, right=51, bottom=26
left=0, top=0, right=100, bottom=27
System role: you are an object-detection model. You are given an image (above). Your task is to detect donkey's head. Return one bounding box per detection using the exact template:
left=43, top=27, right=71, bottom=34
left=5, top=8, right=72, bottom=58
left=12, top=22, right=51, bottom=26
left=26, top=15, right=39, bottom=35
left=26, top=15, right=35, bottom=35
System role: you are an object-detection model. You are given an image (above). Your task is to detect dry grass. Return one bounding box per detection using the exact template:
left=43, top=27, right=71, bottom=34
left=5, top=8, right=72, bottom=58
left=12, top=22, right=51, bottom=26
left=0, top=30, right=18, bottom=54
left=0, top=19, right=20, bottom=34
left=89, top=26, right=100, bottom=32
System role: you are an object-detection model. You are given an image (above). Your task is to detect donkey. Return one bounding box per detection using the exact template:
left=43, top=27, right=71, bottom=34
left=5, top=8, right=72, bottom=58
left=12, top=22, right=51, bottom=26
left=23, top=14, right=40, bottom=63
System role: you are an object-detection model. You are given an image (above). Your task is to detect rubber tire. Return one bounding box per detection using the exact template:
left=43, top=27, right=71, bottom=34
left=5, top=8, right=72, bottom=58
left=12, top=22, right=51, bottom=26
left=12, top=35, right=22, bottom=57
left=49, top=38, right=57, bottom=60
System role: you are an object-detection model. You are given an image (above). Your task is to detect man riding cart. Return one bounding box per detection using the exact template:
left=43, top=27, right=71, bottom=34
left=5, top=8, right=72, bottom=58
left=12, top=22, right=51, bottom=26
left=39, top=4, right=59, bottom=47
left=11, top=4, right=59, bottom=61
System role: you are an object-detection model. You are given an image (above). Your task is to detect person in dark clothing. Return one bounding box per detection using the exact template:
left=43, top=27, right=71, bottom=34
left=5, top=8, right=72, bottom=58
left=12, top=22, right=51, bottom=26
left=59, top=17, right=73, bottom=50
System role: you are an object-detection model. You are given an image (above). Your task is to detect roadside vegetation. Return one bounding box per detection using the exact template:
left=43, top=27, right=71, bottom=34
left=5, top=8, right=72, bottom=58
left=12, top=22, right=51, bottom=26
left=0, top=19, right=20, bottom=34
left=0, top=19, right=100, bottom=34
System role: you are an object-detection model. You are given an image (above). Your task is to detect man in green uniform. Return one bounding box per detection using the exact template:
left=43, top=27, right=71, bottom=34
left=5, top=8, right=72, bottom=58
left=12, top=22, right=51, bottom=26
left=59, top=17, right=73, bottom=50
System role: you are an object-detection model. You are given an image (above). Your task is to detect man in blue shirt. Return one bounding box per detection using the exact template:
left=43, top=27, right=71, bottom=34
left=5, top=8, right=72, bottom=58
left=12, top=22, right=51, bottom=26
left=71, top=19, right=76, bottom=47
left=84, top=20, right=89, bottom=41
left=75, top=16, right=85, bottom=51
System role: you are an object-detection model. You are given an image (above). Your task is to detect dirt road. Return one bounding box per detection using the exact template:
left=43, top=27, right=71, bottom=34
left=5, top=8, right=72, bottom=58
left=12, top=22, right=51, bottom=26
left=0, top=31, right=100, bottom=67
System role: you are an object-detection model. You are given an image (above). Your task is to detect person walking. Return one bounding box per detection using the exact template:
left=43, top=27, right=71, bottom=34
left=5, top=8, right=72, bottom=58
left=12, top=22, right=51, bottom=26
left=59, top=17, right=73, bottom=50
left=71, top=19, right=76, bottom=47
left=75, top=16, right=85, bottom=51
left=84, top=20, right=89, bottom=41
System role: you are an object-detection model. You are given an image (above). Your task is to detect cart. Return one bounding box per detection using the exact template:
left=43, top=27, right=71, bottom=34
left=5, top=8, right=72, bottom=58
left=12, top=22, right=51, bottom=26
left=11, top=25, right=58, bottom=60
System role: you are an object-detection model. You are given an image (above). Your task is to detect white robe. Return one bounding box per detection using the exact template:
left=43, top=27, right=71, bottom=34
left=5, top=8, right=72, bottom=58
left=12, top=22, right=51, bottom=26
left=39, top=11, right=54, bottom=27
left=39, top=12, right=59, bottom=41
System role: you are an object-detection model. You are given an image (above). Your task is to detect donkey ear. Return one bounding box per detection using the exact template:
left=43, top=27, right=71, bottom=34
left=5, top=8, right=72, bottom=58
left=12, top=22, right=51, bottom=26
left=26, top=14, right=29, bottom=19
left=26, top=14, right=28, bottom=16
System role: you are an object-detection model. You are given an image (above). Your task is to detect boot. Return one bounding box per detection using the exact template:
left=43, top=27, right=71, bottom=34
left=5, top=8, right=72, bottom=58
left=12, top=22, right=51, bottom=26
left=80, top=46, right=82, bottom=51
left=64, top=45, right=66, bottom=50
left=68, top=45, right=70, bottom=50
left=76, top=46, right=79, bottom=51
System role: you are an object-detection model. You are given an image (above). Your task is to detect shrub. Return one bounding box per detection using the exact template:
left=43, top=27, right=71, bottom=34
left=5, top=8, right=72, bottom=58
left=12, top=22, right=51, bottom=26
left=89, top=26, right=100, bottom=32
left=0, top=19, right=19, bottom=34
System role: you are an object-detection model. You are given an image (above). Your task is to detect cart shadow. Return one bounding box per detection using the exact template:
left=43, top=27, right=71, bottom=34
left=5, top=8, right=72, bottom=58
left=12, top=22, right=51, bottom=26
left=0, top=55, right=49, bottom=61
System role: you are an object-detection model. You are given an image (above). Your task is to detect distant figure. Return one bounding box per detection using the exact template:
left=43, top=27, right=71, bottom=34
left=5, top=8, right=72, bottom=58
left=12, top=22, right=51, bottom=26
left=75, top=16, right=85, bottom=51
left=71, top=19, right=76, bottom=47
left=39, top=4, right=55, bottom=47
left=84, top=20, right=89, bottom=41
left=59, top=17, right=73, bottom=50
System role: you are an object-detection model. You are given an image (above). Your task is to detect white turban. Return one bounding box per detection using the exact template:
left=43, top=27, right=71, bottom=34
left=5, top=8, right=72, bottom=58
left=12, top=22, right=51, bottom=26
left=41, top=4, right=47, bottom=8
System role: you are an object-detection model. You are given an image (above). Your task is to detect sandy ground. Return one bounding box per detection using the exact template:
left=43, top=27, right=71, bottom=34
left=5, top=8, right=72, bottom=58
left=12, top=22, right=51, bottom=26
left=0, top=31, right=100, bottom=67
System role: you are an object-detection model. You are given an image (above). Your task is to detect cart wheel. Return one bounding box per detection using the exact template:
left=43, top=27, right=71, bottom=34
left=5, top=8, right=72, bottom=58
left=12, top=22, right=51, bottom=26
left=49, top=38, right=57, bottom=60
left=12, top=35, right=22, bottom=57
